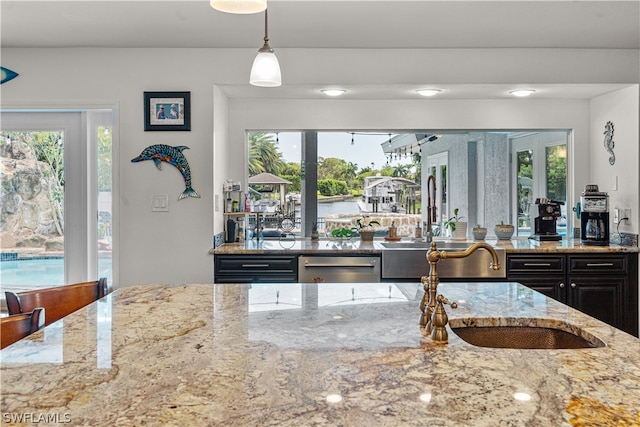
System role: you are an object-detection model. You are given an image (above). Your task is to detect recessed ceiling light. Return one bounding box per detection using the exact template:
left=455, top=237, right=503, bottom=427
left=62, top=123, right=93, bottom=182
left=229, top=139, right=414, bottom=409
left=415, top=89, right=441, bottom=97
left=321, top=89, right=347, bottom=97
left=509, top=89, right=536, bottom=97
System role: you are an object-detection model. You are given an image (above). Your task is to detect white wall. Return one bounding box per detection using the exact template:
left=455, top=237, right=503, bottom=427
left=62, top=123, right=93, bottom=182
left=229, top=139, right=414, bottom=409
left=1, top=47, right=638, bottom=287
left=590, top=86, right=640, bottom=235
left=589, top=85, right=640, bottom=332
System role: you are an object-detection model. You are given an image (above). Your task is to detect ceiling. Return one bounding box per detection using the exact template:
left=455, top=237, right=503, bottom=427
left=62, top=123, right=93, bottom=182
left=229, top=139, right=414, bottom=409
left=3, top=1, right=639, bottom=49
left=2, top=1, right=639, bottom=99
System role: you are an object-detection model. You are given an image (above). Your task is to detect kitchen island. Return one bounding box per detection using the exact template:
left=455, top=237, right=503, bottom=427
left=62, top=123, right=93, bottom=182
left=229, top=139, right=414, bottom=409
left=2, top=282, right=639, bottom=426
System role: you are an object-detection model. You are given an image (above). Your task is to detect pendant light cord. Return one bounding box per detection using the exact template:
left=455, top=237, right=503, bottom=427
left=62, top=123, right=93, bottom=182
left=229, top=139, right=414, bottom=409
left=259, top=9, right=273, bottom=52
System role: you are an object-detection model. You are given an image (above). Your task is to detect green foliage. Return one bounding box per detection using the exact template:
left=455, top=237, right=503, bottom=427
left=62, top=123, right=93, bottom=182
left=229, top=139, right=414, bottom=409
left=444, top=208, right=465, bottom=233
left=331, top=227, right=356, bottom=238
left=356, top=215, right=380, bottom=230
left=281, top=174, right=300, bottom=192
left=546, top=145, right=566, bottom=201
left=317, top=179, right=349, bottom=196
left=248, top=132, right=285, bottom=176
left=379, top=164, right=395, bottom=176
left=318, top=157, right=359, bottom=190
left=97, top=126, right=112, bottom=192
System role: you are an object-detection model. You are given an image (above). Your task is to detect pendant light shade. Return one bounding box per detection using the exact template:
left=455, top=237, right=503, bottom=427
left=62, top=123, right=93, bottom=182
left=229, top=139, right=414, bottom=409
left=250, top=10, right=281, bottom=87
left=210, top=0, right=267, bottom=14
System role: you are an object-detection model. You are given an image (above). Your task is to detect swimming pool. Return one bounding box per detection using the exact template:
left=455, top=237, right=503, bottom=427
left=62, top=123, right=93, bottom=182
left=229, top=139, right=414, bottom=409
left=0, top=257, right=112, bottom=286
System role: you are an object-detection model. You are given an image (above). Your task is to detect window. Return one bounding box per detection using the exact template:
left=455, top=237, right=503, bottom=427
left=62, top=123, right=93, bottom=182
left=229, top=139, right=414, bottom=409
left=247, top=130, right=569, bottom=239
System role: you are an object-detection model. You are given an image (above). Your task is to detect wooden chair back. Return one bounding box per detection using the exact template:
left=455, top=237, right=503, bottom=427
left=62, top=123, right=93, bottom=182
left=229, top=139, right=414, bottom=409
left=5, top=278, right=108, bottom=327
left=1, top=307, right=45, bottom=349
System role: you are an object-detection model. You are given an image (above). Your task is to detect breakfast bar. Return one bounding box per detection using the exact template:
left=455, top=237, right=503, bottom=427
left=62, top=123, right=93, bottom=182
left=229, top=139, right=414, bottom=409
left=1, top=282, right=639, bottom=426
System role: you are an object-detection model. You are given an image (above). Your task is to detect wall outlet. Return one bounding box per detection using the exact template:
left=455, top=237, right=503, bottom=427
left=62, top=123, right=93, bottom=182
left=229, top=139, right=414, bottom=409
left=152, top=194, right=169, bottom=212
left=623, top=208, right=631, bottom=224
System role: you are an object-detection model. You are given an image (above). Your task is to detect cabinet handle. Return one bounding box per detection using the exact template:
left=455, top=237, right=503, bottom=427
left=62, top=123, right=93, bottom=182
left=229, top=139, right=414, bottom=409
left=304, top=263, right=375, bottom=268
left=585, top=263, right=614, bottom=267
left=523, top=263, right=552, bottom=267
left=570, top=283, right=577, bottom=288
left=241, top=264, right=270, bottom=268
left=559, top=282, right=565, bottom=288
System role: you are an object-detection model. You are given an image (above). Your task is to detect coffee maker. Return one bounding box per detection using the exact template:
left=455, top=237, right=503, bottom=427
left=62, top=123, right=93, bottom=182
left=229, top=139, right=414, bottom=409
left=580, top=185, right=609, bottom=245
left=531, top=198, right=564, bottom=241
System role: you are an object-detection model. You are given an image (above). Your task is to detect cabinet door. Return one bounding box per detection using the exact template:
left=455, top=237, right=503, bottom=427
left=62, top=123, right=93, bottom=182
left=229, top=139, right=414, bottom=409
left=567, top=276, right=626, bottom=331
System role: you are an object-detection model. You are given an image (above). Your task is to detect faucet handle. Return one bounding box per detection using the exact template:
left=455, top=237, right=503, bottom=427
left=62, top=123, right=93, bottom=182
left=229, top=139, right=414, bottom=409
left=438, top=294, right=458, bottom=309
left=430, top=294, right=457, bottom=344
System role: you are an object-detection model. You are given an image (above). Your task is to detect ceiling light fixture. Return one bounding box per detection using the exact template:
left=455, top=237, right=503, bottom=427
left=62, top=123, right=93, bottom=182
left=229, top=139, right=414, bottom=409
left=249, top=9, right=281, bottom=87
left=321, top=89, right=346, bottom=97
left=509, top=89, right=536, bottom=97
left=210, top=0, right=266, bottom=14
left=415, top=89, right=441, bottom=97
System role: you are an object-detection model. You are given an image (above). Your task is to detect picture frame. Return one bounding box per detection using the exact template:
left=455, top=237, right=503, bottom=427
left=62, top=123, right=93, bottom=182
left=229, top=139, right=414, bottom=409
left=144, top=91, right=191, bottom=131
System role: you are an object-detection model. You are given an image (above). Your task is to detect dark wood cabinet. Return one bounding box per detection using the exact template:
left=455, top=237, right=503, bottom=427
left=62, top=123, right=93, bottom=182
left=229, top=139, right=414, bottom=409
left=214, top=255, right=298, bottom=283
left=507, top=253, right=638, bottom=336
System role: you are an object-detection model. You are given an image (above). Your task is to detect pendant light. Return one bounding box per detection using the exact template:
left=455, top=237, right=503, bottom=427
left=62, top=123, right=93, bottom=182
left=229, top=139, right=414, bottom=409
left=250, top=9, right=282, bottom=87
left=210, top=0, right=266, bottom=14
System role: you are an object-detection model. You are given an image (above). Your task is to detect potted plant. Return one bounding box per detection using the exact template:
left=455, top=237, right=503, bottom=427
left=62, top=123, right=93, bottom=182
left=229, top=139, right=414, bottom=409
left=444, top=208, right=467, bottom=240
left=331, top=227, right=355, bottom=241
left=310, top=222, right=319, bottom=242
left=472, top=224, right=487, bottom=240
left=356, top=215, right=380, bottom=242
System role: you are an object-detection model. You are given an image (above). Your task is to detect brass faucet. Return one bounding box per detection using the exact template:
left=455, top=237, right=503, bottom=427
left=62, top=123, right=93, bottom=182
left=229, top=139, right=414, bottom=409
left=420, top=242, right=502, bottom=342
left=425, top=175, right=437, bottom=243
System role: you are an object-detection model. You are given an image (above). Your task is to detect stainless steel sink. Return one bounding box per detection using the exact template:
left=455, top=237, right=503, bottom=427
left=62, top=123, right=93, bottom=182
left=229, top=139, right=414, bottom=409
left=380, top=241, right=506, bottom=279
left=449, top=318, right=606, bottom=349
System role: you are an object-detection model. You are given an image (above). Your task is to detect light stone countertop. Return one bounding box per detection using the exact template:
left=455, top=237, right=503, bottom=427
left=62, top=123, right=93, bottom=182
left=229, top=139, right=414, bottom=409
left=1, top=282, right=639, bottom=426
left=211, top=238, right=639, bottom=255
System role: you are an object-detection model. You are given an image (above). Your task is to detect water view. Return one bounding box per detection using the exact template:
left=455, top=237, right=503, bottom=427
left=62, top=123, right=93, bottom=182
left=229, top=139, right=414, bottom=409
left=0, top=257, right=113, bottom=288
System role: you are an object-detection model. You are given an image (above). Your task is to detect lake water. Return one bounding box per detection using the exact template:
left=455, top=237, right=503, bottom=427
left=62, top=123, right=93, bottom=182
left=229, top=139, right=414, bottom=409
left=317, top=200, right=360, bottom=218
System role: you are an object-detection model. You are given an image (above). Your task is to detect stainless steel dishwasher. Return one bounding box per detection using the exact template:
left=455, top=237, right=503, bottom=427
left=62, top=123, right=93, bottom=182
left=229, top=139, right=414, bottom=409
left=298, top=255, right=381, bottom=283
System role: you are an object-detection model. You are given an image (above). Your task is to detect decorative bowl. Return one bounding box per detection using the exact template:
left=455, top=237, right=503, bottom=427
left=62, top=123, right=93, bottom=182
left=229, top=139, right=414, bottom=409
left=472, top=227, right=487, bottom=240
left=494, top=224, right=515, bottom=240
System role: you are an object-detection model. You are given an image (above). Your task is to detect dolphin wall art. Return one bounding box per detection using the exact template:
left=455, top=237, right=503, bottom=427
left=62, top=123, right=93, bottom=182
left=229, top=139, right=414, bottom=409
left=131, top=144, right=200, bottom=200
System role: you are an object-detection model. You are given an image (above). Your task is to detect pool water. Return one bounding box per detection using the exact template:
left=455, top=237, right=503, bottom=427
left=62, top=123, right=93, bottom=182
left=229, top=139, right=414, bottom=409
left=0, top=258, right=112, bottom=286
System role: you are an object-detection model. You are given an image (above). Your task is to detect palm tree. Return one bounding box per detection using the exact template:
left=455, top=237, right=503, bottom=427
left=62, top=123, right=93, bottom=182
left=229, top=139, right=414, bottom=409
left=248, top=132, right=285, bottom=176
left=392, top=164, right=410, bottom=178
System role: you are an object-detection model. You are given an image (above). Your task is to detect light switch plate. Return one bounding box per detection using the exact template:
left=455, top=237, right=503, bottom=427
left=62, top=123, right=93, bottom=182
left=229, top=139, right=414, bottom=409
left=152, top=194, right=169, bottom=212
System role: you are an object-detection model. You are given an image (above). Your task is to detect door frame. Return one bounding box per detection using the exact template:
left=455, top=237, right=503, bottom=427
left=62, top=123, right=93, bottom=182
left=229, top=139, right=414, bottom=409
left=1, top=106, right=119, bottom=286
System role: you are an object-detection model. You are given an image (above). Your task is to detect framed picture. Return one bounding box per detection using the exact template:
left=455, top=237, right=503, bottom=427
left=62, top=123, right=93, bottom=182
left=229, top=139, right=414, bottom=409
left=144, top=91, right=191, bottom=131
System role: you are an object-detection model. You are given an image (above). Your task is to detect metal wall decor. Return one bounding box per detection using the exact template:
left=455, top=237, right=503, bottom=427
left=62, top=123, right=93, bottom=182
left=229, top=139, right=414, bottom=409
left=0, top=67, right=19, bottom=84
left=603, top=121, right=615, bottom=165
left=131, top=144, right=200, bottom=200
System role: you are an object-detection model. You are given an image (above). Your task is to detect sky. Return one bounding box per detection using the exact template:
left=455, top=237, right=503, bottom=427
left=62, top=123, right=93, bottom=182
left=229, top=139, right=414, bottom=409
left=272, top=132, right=407, bottom=170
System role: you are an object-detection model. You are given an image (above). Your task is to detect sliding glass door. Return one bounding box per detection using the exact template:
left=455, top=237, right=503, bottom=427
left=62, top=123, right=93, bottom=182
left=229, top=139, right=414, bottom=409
left=0, top=110, right=113, bottom=291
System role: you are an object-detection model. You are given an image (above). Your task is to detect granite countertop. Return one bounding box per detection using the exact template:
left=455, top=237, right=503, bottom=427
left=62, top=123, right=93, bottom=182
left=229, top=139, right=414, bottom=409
left=2, top=282, right=639, bottom=426
left=211, top=238, right=639, bottom=255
